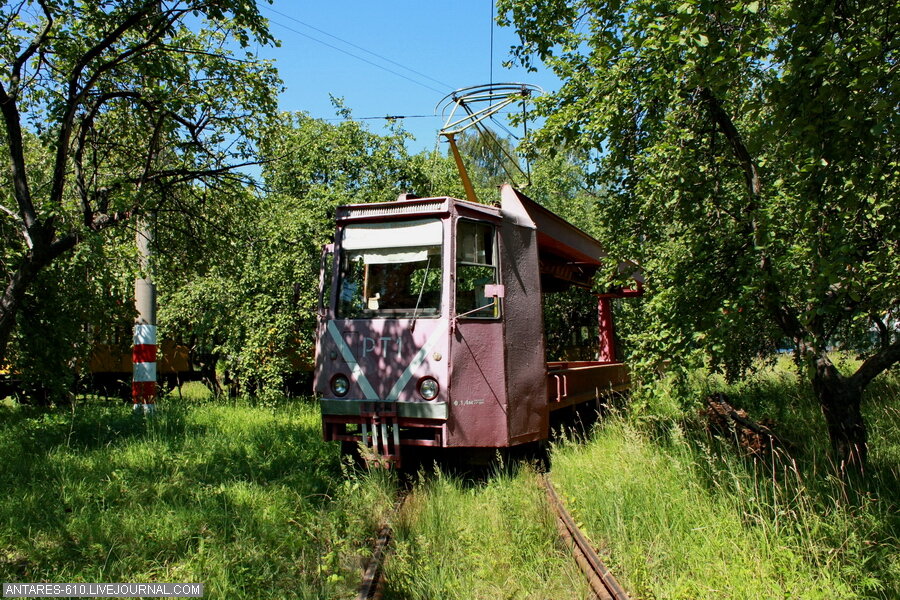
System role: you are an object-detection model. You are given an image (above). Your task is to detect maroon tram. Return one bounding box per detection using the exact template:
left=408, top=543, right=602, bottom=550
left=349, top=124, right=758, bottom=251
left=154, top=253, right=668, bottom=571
left=314, top=184, right=641, bottom=465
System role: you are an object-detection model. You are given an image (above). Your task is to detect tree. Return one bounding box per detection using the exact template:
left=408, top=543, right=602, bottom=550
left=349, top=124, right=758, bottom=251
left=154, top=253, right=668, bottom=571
left=0, top=0, right=279, bottom=365
left=498, top=0, right=900, bottom=471
left=158, top=111, right=448, bottom=399
left=8, top=225, right=138, bottom=403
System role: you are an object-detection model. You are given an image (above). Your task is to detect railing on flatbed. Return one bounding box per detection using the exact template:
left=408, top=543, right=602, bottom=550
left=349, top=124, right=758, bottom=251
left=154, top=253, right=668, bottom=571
left=546, top=361, right=630, bottom=410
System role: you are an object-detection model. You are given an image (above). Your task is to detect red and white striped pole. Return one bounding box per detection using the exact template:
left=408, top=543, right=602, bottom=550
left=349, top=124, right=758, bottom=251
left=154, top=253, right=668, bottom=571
left=133, top=321, right=156, bottom=413
left=133, top=216, right=157, bottom=414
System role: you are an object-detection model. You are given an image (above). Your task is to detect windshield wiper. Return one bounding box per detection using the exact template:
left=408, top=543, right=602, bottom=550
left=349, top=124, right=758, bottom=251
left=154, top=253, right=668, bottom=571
left=410, top=256, right=432, bottom=330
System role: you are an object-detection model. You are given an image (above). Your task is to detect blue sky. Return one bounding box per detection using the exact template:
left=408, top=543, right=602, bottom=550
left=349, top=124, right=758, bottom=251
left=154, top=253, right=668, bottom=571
left=252, top=0, right=558, bottom=153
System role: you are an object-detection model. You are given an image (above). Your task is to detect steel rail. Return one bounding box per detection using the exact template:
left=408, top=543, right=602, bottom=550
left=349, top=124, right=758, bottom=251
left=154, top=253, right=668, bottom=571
left=542, top=474, right=630, bottom=600
left=357, top=490, right=408, bottom=600
left=357, top=524, right=390, bottom=600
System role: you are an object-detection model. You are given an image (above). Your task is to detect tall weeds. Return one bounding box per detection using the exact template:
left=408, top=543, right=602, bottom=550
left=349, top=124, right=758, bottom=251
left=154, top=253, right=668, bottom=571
left=385, top=465, right=591, bottom=600
left=551, top=365, right=900, bottom=599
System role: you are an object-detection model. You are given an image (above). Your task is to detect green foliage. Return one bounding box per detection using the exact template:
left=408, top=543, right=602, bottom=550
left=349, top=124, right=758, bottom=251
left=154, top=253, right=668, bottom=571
left=158, top=111, right=462, bottom=399
left=555, top=422, right=852, bottom=598
left=450, top=129, right=524, bottom=197
left=386, top=467, right=590, bottom=600
left=498, top=0, right=900, bottom=464
left=0, top=0, right=281, bottom=395
left=261, top=111, right=429, bottom=203
left=526, top=149, right=601, bottom=237
left=497, top=0, right=900, bottom=376
left=543, top=286, right=602, bottom=361
left=8, top=230, right=137, bottom=403
left=552, top=364, right=900, bottom=598
left=158, top=187, right=326, bottom=401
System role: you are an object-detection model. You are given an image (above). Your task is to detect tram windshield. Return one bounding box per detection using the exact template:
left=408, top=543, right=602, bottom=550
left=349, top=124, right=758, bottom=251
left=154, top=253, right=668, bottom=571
left=337, top=219, right=443, bottom=319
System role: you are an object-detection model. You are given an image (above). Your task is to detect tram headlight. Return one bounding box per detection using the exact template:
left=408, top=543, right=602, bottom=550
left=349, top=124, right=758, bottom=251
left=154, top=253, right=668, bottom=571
left=418, top=377, right=439, bottom=400
left=331, top=374, right=350, bottom=397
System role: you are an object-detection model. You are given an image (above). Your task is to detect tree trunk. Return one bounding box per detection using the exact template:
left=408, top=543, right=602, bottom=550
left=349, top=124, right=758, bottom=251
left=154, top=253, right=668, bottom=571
left=0, top=258, right=42, bottom=364
left=812, top=359, right=867, bottom=474
left=0, top=227, right=78, bottom=365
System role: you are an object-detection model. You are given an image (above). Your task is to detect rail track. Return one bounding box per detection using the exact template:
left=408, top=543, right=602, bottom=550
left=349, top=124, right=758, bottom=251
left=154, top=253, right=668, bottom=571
left=356, top=489, right=408, bottom=600
left=355, top=473, right=629, bottom=600
left=542, top=474, right=630, bottom=600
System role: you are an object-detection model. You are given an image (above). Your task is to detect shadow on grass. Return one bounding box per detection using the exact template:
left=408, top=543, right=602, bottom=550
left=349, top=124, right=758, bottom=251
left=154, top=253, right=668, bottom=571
left=669, top=370, right=900, bottom=600
left=393, top=398, right=619, bottom=485
left=0, top=397, right=378, bottom=599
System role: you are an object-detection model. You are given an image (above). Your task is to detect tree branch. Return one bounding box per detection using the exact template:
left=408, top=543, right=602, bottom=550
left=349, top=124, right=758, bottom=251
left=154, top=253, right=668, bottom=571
left=699, top=88, right=761, bottom=207
left=698, top=86, right=814, bottom=350
left=88, top=208, right=138, bottom=232
left=68, top=1, right=160, bottom=81
left=73, top=90, right=145, bottom=224
left=142, top=162, right=260, bottom=185
left=0, top=3, right=27, bottom=34
left=50, top=2, right=184, bottom=211
left=0, top=82, right=39, bottom=241
left=137, top=112, right=167, bottom=191
left=851, top=340, right=900, bottom=391
left=0, top=202, right=18, bottom=220
left=80, top=8, right=192, bottom=93
left=10, top=0, right=53, bottom=94
left=0, top=202, right=31, bottom=249
left=74, top=117, right=91, bottom=225
left=871, top=313, right=890, bottom=350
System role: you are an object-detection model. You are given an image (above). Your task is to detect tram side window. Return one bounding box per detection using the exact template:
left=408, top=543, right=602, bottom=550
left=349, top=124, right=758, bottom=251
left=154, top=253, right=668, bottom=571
left=542, top=287, right=600, bottom=361
left=456, top=220, right=499, bottom=319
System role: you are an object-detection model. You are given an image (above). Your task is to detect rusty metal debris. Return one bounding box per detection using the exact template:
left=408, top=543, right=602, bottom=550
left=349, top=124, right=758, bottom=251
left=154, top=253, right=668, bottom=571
left=357, top=523, right=391, bottom=600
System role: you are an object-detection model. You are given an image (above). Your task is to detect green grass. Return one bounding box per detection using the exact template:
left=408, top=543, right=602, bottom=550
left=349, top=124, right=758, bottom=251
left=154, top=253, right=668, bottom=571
left=384, top=465, right=591, bottom=600
left=0, top=392, right=394, bottom=599
left=551, top=365, right=900, bottom=599
left=2, top=366, right=897, bottom=599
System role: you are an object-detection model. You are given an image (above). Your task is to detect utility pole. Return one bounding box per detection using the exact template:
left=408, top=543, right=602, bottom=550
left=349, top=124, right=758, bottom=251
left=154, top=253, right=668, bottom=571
left=133, top=214, right=157, bottom=414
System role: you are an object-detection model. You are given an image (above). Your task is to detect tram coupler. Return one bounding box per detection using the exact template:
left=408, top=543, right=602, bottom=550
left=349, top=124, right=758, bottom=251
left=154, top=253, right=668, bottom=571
left=360, top=402, right=402, bottom=468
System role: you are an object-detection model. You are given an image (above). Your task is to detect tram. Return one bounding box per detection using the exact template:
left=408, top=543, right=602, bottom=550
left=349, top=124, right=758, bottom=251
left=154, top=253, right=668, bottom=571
left=314, top=184, right=641, bottom=465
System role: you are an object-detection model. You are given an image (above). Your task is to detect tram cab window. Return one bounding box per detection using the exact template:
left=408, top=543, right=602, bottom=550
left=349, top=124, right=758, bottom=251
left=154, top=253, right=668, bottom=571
left=456, top=220, right=500, bottom=319
left=337, top=219, right=443, bottom=319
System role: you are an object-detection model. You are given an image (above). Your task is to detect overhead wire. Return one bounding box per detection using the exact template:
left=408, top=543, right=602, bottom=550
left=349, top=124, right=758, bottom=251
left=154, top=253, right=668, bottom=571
left=321, top=110, right=516, bottom=122
left=257, top=3, right=539, bottom=189
left=321, top=114, right=436, bottom=121
left=260, top=5, right=453, bottom=95
left=523, top=96, right=531, bottom=183
left=264, top=6, right=454, bottom=90
left=263, top=19, right=446, bottom=95
left=459, top=101, right=525, bottom=186
left=489, top=114, right=520, bottom=140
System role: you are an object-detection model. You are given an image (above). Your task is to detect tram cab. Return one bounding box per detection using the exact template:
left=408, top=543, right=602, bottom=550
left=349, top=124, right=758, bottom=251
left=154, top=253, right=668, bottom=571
left=315, top=184, right=639, bottom=465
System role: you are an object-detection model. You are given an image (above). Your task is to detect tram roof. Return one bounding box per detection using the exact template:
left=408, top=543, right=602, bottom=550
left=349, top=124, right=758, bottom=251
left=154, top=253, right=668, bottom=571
left=500, top=185, right=643, bottom=288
